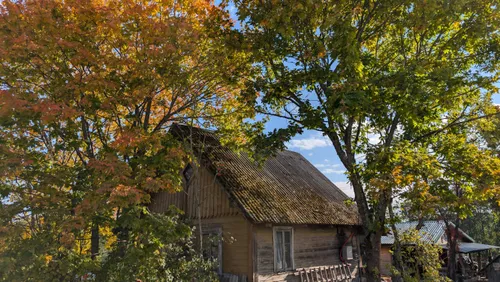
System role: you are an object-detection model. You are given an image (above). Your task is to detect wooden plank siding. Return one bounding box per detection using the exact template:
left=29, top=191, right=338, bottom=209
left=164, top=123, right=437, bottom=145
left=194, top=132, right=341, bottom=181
left=202, top=215, right=251, bottom=277
left=149, top=164, right=250, bottom=279
left=255, top=225, right=359, bottom=282
left=380, top=246, right=393, bottom=276
left=149, top=165, right=239, bottom=218
left=149, top=186, right=186, bottom=213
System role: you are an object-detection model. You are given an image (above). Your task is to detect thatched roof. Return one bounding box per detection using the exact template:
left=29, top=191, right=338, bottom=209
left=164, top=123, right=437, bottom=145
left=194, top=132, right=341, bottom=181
left=171, top=124, right=361, bottom=226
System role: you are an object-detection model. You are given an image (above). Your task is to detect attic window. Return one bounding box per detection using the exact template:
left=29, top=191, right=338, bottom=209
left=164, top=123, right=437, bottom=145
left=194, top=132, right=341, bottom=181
left=183, top=164, right=193, bottom=182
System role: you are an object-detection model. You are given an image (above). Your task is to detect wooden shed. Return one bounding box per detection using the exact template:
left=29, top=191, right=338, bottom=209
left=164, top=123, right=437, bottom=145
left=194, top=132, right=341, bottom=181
left=149, top=124, right=362, bottom=282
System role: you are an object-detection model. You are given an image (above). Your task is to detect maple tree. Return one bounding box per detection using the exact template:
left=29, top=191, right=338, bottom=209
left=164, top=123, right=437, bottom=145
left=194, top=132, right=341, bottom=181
left=235, top=0, right=500, bottom=280
left=393, top=115, right=500, bottom=280
left=0, top=0, right=254, bottom=280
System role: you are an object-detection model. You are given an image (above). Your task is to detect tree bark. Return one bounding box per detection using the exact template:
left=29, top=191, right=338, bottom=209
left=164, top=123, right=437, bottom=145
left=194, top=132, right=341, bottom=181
left=345, top=162, right=385, bottom=282
left=446, top=219, right=460, bottom=281
left=90, top=221, right=99, bottom=260
left=447, top=236, right=457, bottom=281
left=388, top=203, right=404, bottom=282
left=364, top=230, right=383, bottom=281
left=114, top=208, right=130, bottom=258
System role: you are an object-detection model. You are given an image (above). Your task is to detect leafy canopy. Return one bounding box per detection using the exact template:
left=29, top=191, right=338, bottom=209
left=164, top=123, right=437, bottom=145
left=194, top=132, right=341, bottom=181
left=0, top=0, right=253, bottom=280
left=235, top=0, right=500, bottom=278
left=237, top=0, right=500, bottom=229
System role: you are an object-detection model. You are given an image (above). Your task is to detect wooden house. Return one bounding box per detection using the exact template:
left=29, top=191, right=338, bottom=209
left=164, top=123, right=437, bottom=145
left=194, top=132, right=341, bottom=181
left=149, top=124, right=362, bottom=282
left=380, top=221, right=461, bottom=276
left=380, top=220, right=499, bottom=278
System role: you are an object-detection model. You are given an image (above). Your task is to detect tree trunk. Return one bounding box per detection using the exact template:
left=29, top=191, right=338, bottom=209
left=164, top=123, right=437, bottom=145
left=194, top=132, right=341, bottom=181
left=325, top=131, right=389, bottom=282
left=347, top=173, right=386, bottom=282
left=388, top=203, right=404, bottom=282
left=447, top=238, right=457, bottom=281
left=364, top=231, right=383, bottom=281
left=114, top=208, right=130, bottom=258
left=90, top=221, right=99, bottom=259
left=446, top=221, right=460, bottom=281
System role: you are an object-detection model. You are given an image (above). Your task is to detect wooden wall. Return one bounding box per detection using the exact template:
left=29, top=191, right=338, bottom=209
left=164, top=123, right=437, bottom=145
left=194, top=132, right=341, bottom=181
left=149, top=164, right=239, bottom=218
left=202, top=215, right=251, bottom=278
left=485, top=255, right=500, bottom=282
left=149, top=185, right=186, bottom=213
left=254, top=225, right=360, bottom=282
left=149, top=164, right=250, bottom=279
left=148, top=164, right=363, bottom=282
left=380, top=245, right=393, bottom=276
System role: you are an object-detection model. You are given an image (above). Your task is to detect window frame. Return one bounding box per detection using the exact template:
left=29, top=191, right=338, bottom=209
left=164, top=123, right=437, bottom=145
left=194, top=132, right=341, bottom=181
left=202, top=226, right=223, bottom=275
left=182, top=163, right=194, bottom=183
left=273, top=226, right=294, bottom=272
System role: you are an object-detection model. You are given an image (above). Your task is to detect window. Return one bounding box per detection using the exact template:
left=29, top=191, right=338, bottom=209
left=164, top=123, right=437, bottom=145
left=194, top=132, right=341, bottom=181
left=273, top=227, right=294, bottom=272
left=202, top=227, right=222, bottom=275
left=183, top=164, right=193, bottom=182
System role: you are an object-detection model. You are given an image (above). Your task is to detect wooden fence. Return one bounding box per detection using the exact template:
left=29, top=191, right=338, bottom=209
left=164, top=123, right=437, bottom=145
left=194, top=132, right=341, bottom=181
left=294, top=264, right=357, bottom=282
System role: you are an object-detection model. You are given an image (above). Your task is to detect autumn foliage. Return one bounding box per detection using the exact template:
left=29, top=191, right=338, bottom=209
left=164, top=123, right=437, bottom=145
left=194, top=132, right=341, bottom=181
left=0, top=0, right=253, bottom=281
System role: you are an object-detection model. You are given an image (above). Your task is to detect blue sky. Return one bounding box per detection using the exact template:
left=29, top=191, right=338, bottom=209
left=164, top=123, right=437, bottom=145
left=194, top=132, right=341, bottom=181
left=222, top=2, right=500, bottom=197
left=266, top=95, right=500, bottom=198
left=282, top=128, right=354, bottom=196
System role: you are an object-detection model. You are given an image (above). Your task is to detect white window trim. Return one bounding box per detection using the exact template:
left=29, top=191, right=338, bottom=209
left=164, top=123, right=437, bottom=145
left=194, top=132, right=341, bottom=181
left=273, top=226, right=295, bottom=272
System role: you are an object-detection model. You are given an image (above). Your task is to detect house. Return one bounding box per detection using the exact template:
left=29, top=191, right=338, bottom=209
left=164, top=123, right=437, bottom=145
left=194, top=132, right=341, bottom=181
left=380, top=220, right=499, bottom=277
left=380, top=221, right=466, bottom=276
left=149, top=124, right=362, bottom=282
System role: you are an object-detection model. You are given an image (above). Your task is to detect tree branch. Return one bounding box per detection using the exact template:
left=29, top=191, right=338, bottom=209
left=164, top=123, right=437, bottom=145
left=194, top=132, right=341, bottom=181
left=412, top=112, right=500, bottom=143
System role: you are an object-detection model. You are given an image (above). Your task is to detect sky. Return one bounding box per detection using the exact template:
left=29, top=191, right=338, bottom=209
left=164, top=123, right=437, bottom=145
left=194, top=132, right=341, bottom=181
left=266, top=94, right=500, bottom=198
left=222, top=2, right=500, bottom=198
left=285, top=129, right=354, bottom=197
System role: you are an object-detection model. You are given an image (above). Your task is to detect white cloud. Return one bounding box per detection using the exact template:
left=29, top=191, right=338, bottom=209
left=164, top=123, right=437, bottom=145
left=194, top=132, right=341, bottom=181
left=314, top=163, right=340, bottom=169
left=333, top=181, right=355, bottom=198
left=322, top=169, right=346, bottom=174
left=287, top=136, right=332, bottom=150
left=308, top=153, right=313, bottom=156
left=314, top=163, right=344, bottom=174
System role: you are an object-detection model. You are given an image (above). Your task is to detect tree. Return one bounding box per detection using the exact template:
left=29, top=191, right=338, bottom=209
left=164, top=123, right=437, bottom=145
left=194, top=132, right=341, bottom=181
left=0, top=0, right=254, bottom=280
left=393, top=229, right=447, bottom=282
left=396, top=115, right=500, bottom=280
left=459, top=108, right=500, bottom=252
left=234, top=0, right=500, bottom=280
left=461, top=205, right=500, bottom=254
